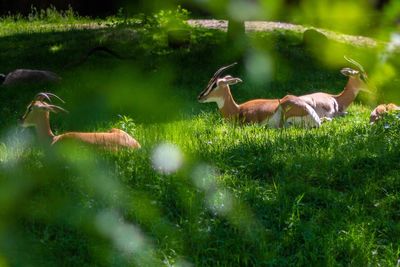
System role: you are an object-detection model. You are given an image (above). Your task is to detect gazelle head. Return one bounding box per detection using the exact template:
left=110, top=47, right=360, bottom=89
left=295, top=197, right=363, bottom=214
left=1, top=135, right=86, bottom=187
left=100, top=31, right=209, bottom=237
left=19, top=92, right=67, bottom=127
left=370, top=103, right=400, bottom=124
left=341, top=56, right=369, bottom=83
left=198, top=63, right=242, bottom=104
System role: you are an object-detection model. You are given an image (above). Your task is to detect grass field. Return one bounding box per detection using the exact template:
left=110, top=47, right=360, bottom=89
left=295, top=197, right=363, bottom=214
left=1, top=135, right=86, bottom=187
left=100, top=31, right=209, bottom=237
left=0, top=9, right=399, bottom=266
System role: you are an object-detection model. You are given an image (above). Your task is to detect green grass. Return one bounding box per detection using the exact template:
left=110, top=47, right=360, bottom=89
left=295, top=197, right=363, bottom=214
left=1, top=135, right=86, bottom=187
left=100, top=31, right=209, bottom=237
left=0, top=13, right=399, bottom=267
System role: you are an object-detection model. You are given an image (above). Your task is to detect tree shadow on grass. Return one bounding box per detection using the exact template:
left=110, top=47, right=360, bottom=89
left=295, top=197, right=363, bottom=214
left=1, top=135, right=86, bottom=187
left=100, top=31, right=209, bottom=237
left=192, top=124, right=400, bottom=265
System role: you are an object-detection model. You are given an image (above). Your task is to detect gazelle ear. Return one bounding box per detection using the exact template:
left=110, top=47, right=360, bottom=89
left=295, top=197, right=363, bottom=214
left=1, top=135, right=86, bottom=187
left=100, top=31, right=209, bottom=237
left=340, top=68, right=359, bottom=76
left=47, top=104, right=68, bottom=114
left=226, top=77, right=242, bottom=85
left=217, top=75, right=242, bottom=87
left=36, top=102, right=68, bottom=113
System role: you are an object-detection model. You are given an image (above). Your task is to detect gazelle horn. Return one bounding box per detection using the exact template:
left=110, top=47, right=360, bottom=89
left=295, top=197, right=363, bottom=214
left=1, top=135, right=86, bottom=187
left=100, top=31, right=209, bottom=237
left=344, top=56, right=365, bottom=73
left=35, top=92, right=65, bottom=103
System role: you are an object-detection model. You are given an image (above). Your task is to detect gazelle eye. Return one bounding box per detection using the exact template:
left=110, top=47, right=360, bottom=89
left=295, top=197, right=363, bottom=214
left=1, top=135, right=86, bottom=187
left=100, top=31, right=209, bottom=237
left=361, top=73, right=368, bottom=82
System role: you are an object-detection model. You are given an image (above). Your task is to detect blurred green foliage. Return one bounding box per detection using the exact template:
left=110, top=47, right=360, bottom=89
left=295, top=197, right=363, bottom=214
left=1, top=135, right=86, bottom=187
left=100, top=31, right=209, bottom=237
left=0, top=1, right=399, bottom=266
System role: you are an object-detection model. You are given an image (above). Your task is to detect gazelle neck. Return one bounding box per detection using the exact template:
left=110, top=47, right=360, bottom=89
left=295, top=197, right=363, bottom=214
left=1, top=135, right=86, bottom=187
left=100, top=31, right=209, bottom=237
left=218, top=85, right=240, bottom=119
left=335, top=76, right=365, bottom=111
left=34, top=111, right=55, bottom=144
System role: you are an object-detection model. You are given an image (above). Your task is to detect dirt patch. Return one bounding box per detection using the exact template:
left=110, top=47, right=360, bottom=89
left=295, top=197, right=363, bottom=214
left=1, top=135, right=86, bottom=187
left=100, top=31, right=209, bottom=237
left=187, top=19, right=379, bottom=48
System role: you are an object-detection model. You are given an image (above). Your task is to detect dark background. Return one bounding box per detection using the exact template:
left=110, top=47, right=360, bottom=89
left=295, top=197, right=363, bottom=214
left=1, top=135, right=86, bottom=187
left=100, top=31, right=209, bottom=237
left=0, top=0, right=190, bottom=16
left=0, top=0, right=390, bottom=17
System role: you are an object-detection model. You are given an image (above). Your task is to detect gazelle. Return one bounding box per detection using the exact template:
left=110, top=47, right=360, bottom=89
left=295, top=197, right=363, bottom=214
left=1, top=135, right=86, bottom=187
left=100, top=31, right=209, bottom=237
left=298, top=56, right=370, bottom=120
left=370, top=103, right=400, bottom=124
left=198, top=63, right=321, bottom=128
left=19, top=93, right=141, bottom=150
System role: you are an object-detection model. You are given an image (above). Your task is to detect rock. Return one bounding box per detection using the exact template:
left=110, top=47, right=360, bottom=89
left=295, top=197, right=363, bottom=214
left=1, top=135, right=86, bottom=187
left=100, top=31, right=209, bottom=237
left=302, top=29, right=328, bottom=48
left=0, top=69, right=61, bottom=86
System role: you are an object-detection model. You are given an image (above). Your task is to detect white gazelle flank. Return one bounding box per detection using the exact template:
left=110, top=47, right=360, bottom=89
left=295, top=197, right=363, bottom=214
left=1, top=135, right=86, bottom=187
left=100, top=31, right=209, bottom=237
left=297, top=56, right=370, bottom=121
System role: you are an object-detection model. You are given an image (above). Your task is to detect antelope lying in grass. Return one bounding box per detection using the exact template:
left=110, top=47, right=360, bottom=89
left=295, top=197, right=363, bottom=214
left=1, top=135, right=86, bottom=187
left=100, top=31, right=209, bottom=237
left=298, top=56, right=370, bottom=121
left=198, top=63, right=321, bottom=128
left=19, top=93, right=141, bottom=150
left=370, top=103, right=400, bottom=124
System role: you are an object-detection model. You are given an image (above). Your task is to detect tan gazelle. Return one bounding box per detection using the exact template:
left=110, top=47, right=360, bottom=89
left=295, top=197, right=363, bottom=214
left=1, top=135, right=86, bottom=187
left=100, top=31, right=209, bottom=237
left=19, top=92, right=141, bottom=150
left=370, top=103, right=400, bottom=124
left=198, top=63, right=321, bottom=128
left=298, top=56, right=370, bottom=121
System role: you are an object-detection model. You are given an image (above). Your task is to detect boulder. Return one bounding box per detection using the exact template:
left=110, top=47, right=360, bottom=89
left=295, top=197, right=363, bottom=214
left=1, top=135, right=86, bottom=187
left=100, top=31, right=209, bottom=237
left=1, top=69, right=61, bottom=86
